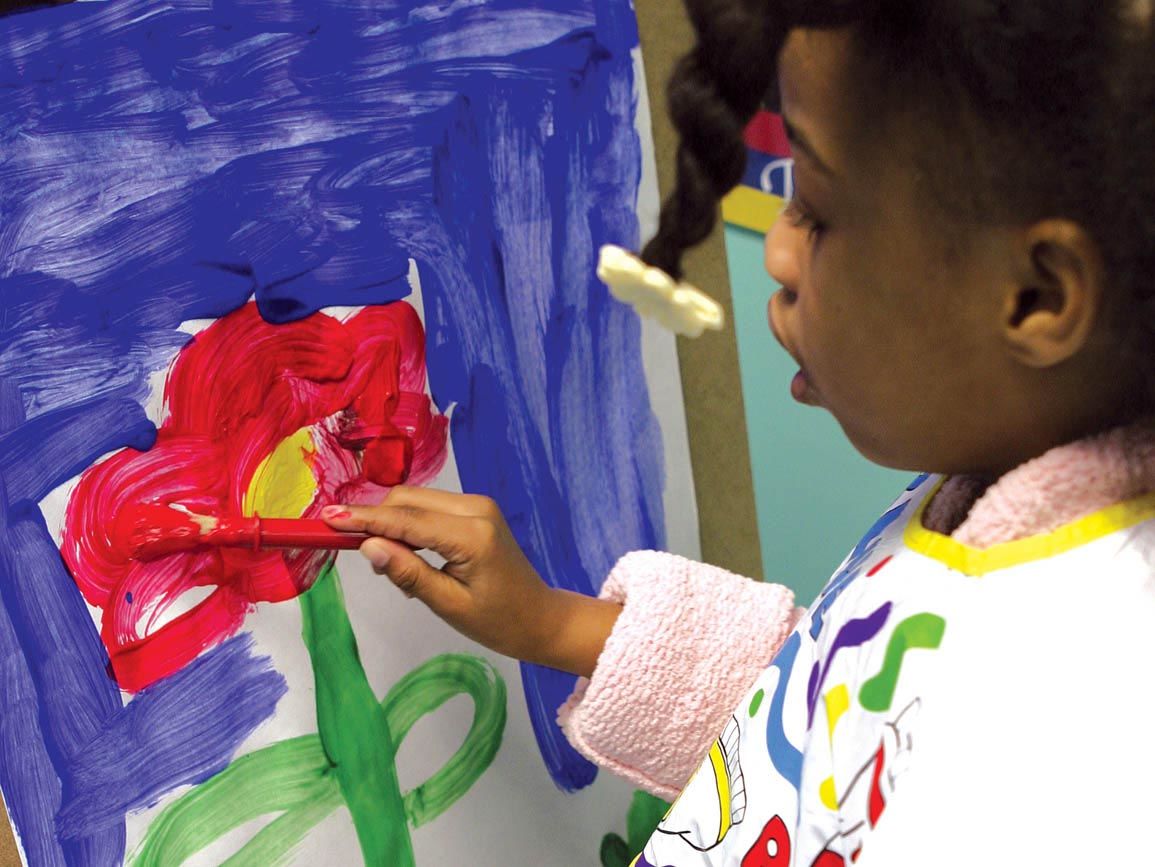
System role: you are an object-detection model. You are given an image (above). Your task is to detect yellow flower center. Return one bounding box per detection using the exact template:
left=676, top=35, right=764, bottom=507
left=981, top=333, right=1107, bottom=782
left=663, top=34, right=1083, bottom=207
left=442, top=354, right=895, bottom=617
left=242, top=427, right=318, bottom=518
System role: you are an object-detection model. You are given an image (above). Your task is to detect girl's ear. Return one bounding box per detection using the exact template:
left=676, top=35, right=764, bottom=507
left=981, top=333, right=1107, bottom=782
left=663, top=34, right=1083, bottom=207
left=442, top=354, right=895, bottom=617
left=1001, top=220, right=1105, bottom=369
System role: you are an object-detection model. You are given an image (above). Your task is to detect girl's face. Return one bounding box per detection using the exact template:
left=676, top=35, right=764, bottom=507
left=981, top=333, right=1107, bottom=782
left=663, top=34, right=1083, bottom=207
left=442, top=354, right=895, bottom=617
left=765, top=29, right=1085, bottom=476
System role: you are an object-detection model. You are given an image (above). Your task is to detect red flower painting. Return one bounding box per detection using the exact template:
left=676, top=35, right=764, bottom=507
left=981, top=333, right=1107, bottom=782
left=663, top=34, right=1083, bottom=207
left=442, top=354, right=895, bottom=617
left=61, top=302, right=448, bottom=692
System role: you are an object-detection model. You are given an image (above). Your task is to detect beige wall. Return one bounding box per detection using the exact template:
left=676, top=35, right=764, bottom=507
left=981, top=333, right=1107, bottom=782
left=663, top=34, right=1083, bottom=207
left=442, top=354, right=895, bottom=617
left=0, top=805, right=16, bottom=866
left=634, top=0, right=763, bottom=579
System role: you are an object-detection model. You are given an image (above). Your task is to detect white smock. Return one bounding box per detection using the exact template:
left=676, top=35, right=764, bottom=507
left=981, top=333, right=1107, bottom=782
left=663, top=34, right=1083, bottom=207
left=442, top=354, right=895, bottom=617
left=633, top=473, right=1155, bottom=866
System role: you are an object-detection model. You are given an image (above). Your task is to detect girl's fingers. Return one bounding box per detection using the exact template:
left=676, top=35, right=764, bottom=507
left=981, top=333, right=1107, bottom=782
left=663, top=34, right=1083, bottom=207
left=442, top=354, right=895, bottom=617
left=361, top=538, right=470, bottom=617
left=324, top=503, right=473, bottom=559
left=381, top=485, right=500, bottom=519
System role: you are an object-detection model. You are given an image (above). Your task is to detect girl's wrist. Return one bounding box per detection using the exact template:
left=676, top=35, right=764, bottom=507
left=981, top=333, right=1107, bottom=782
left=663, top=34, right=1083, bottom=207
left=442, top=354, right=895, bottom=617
left=526, top=587, right=622, bottom=678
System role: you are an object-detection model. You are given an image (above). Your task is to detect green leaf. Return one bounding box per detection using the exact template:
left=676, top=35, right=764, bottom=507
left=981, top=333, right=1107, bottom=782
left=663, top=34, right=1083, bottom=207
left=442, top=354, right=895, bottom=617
left=599, top=833, right=631, bottom=867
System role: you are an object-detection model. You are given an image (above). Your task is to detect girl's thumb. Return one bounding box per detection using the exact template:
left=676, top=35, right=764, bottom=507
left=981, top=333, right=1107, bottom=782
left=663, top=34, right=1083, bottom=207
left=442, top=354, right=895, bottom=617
left=359, top=538, right=464, bottom=613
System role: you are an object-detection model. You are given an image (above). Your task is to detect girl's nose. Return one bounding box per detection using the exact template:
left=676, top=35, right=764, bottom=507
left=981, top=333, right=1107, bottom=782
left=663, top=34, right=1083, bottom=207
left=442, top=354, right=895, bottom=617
left=764, top=207, right=802, bottom=293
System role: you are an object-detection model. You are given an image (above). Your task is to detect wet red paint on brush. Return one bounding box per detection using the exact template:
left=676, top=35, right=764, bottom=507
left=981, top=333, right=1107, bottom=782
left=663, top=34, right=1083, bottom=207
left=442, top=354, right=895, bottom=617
left=61, top=302, right=448, bottom=692
left=127, top=505, right=371, bottom=561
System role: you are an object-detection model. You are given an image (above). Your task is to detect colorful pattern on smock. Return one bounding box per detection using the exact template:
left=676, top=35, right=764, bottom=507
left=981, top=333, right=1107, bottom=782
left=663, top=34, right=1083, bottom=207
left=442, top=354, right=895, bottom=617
left=631, top=472, right=1155, bottom=865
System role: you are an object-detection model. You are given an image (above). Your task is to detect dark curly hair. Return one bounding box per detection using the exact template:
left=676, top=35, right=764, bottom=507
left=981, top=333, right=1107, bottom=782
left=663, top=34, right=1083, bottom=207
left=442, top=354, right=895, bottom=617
left=641, top=0, right=859, bottom=279
left=0, top=0, right=74, bottom=16
left=643, top=0, right=1155, bottom=395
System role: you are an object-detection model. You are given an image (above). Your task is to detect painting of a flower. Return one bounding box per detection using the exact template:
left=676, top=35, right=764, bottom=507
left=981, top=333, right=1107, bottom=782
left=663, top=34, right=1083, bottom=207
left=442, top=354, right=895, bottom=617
left=62, top=301, right=447, bottom=691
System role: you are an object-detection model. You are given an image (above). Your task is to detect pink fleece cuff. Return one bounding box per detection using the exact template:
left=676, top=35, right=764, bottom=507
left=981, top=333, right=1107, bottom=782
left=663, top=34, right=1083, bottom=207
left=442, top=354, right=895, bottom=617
left=954, top=420, right=1155, bottom=547
left=557, top=550, right=800, bottom=800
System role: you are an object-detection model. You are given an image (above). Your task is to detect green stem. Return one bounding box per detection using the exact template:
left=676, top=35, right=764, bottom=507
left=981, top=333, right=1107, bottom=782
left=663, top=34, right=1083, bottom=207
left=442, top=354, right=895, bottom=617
left=300, top=563, right=414, bottom=866
left=132, top=566, right=508, bottom=866
left=384, top=653, right=506, bottom=828
left=129, top=736, right=340, bottom=867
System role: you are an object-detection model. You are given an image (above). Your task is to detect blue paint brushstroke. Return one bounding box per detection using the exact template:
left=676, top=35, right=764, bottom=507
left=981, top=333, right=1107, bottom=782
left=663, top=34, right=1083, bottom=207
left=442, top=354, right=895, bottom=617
left=58, top=634, right=287, bottom=837
left=0, top=560, right=68, bottom=867
left=0, top=464, right=286, bottom=863
left=0, top=504, right=127, bottom=866
left=0, top=398, right=156, bottom=508
left=422, top=9, right=660, bottom=789
left=1, top=5, right=651, bottom=846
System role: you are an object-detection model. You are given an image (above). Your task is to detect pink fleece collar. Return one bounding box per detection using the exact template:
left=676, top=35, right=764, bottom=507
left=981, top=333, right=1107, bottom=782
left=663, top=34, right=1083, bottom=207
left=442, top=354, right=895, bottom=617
left=923, top=422, right=1155, bottom=549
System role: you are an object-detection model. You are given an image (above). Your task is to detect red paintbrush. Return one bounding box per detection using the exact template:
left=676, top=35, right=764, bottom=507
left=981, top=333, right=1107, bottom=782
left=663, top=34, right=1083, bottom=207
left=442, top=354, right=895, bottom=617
left=126, top=503, right=370, bottom=562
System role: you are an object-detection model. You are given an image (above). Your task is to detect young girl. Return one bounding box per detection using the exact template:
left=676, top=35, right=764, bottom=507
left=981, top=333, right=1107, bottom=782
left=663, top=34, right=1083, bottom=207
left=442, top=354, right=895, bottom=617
left=324, top=2, right=1155, bottom=863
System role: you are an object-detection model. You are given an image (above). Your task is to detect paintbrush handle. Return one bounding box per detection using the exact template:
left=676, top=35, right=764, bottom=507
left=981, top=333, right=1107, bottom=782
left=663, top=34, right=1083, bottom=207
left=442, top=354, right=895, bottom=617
left=208, top=517, right=371, bottom=551
left=257, top=518, right=371, bottom=550
left=127, top=506, right=374, bottom=561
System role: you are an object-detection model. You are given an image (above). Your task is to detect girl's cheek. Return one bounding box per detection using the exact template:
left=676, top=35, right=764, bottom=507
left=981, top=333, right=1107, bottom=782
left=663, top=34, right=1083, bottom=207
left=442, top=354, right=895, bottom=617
left=800, top=252, right=821, bottom=308
left=807, top=236, right=849, bottom=310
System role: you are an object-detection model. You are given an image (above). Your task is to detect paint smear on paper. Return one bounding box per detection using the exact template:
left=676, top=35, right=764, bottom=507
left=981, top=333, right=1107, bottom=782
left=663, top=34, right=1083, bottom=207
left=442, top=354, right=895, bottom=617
left=2, top=2, right=653, bottom=836
left=418, top=1, right=662, bottom=788
left=0, top=381, right=288, bottom=866
left=56, top=634, right=288, bottom=838
left=131, top=565, right=506, bottom=867
left=62, top=302, right=447, bottom=693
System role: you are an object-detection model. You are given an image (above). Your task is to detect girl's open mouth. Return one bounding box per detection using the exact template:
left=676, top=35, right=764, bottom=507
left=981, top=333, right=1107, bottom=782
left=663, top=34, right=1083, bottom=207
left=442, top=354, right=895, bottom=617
left=768, top=297, right=820, bottom=407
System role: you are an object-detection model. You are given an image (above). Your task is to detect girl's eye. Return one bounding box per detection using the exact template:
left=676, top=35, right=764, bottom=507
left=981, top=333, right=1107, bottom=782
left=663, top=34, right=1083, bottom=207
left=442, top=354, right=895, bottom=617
left=782, top=196, right=826, bottom=242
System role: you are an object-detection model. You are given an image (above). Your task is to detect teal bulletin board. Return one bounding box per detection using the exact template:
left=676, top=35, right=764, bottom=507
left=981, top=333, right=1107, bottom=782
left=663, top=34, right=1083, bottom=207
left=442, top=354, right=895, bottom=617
left=725, top=224, right=910, bottom=604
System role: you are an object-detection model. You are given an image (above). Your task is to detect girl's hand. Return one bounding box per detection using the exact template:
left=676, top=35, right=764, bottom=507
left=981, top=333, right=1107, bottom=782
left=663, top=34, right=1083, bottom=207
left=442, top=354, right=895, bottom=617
left=321, top=487, right=621, bottom=677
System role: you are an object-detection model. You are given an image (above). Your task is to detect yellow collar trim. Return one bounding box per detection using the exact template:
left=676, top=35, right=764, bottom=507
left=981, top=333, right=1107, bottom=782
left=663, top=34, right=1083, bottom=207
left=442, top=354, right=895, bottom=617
left=903, top=480, right=1155, bottom=577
